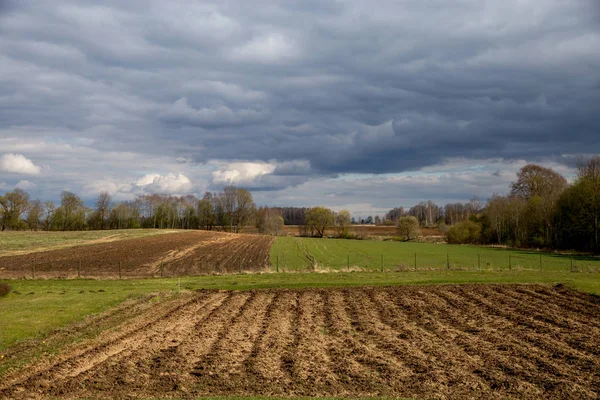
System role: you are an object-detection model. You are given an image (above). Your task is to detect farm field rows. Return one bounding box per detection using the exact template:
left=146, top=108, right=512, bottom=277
left=2, top=270, right=600, bottom=352
left=0, top=231, right=273, bottom=279
left=0, top=229, right=179, bottom=256
left=1, top=284, right=598, bottom=399
left=271, top=236, right=600, bottom=272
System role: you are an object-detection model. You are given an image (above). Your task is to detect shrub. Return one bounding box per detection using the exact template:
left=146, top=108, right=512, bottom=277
left=0, top=283, right=11, bottom=297
left=447, top=220, right=482, bottom=244
left=396, top=216, right=420, bottom=240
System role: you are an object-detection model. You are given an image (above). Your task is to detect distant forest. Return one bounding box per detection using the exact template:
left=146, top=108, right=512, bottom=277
left=1, top=157, right=599, bottom=253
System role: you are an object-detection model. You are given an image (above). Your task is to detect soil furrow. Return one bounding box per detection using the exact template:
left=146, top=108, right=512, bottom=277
left=511, top=286, right=600, bottom=325
left=371, top=288, right=504, bottom=399
left=191, top=292, right=275, bottom=394
left=491, top=286, right=600, bottom=355
left=289, top=290, right=341, bottom=396
left=455, top=287, right=600, bottom=394
left=468, top=286, right=600, bottom=360
left=2, top=285, right=598, bottom=399
left=429, top=288, right=594, bottom=398
left=243, top=291, right=297, bottom=395
left=45, top=293, right=228, bottom=397
left=0, top=293, right=203, bottom=394
left=350, top=289, right=446, bottom=398
left=328, top=289, right=415, bottom=396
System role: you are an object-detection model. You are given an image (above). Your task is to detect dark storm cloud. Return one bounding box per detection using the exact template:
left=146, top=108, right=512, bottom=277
left=0, top=0, right=598, bottom=203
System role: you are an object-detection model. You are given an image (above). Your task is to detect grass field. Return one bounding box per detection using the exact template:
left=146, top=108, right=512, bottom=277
left=0, top=229, right=180, bottom=256
left=271, top=236, right=600, bottom=272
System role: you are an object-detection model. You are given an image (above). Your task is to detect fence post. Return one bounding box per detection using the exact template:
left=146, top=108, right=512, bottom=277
left=160, top=262, right=164, bottom=277
left=380, top=255, right=384, bottom=272
left=570, top=256, right=573, bottom=272
left=447, top=253, right=450, bottom=270
left=276, top=254, right=279, bottom=273
left=414, top=252, right=417, bottom=271
left=509, top=254, right=512, bottom=271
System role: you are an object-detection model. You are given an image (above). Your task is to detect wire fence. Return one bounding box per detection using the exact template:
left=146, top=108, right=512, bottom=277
left=1, top=251, right=599, bottom=279
left=272, top=251, right=600, bottom=274
left=0, top=258, right=271, bottom=280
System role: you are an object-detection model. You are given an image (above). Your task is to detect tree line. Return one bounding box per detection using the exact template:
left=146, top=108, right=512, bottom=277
left=2, top=157, right=599, bottom=252
left=0, top=186, right=263, bottom=234
left=285, top=158, right=600, bottom=253
left=379, top=157, right=599, bottom=253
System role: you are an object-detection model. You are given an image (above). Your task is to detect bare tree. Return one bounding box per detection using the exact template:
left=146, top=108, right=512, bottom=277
left=577, top=156, right=600, bottom=250
left=385, top=207, right=404, bottom=223
left=486, top=194, right=509, bottom=243
left=58, top=191, right=86, bottom=231
left=334, top=209, right=352, bottom=237
left=42, top=201, right=56, bottom=230
left=256, top=206, right=284, bottom=235
left=468, top=196, right=483, bottom=216
left=511, top=164, right=568, bottom=199
left=234, top=188, right=255, bottom=232
left=95, top=191, right=112, bottom=230
left=197, top=192, right=215, bottom=230
left=26, top=200, right=43, bottom=231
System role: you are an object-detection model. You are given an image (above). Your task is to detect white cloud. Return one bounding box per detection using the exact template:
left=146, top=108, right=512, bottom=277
left=133, top=173, right=192, bottom=194
left=83, top=179, right=127, bottom=197
left=0, top=153, right=41, bottom=175
left=15, top=180, right=37, bottom=190
left=213, top=162, right=276, bottom=184
left=84, top=173, right=194, bottom=199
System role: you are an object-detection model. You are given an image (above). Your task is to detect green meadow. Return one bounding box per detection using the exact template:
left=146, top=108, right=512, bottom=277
left=270, top=236, right=600, bottom=272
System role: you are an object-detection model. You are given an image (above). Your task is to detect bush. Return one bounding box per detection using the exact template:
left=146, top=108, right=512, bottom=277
left=396, top=216, right=420, bottom=240
left=447, top=221, right=482, bottom=244
left=0, top=283, right=11, bottom=297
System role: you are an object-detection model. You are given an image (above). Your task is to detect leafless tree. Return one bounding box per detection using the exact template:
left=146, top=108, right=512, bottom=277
left=511, top=164, right=567, bottom=199
left=26, top=199, right=43, bottom=231
left=95, top=191, right=112, bottom=230
left=577, top=156, right=600, bottom=250
left=334, top=209, right=352, bottom=237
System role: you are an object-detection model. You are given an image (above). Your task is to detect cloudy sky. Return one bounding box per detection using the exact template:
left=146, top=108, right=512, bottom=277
left=0, top=0, right=598, bottom=216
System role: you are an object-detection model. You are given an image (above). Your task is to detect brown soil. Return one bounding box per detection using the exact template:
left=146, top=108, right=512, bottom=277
left=1, top=284, right=598, bottom=399
left=0, top=231, right=274, bottom=279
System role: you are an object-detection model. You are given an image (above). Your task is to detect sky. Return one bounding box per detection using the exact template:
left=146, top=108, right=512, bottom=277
left=0, top=0, right=599, bottom=216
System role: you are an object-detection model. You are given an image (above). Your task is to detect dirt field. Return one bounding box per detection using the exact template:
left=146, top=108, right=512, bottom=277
left=1, top=284, right=598, bottom=399
left=0, top=231, right=274, bottom=279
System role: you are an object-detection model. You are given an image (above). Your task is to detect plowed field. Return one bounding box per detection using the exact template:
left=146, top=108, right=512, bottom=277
left=0, top=231, right=274, bottom=278
left=1, top=284, right=598, bottom=399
